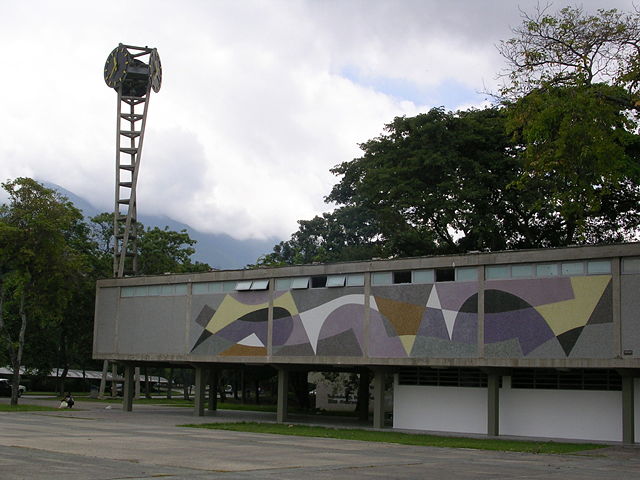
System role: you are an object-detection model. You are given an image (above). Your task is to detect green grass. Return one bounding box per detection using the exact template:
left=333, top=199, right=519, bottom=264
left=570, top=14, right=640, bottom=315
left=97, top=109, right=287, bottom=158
left=180, top=422, right=606, bottom=454
left=0, top=403, right=61, bottom=412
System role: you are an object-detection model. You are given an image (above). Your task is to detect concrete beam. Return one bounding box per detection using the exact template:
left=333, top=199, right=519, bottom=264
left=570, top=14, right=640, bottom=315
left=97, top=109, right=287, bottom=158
left=276, top=368, right=289, bottom=423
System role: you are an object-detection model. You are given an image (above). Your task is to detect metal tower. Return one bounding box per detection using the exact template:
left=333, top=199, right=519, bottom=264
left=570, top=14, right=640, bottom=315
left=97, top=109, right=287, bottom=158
left=104, top=44, right=162, bottom=277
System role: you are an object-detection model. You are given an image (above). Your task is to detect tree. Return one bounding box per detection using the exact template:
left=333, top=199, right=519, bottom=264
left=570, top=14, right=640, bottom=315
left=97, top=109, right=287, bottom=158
left=90, top=214, right=211, bottom=275
left=499, top=5, right=640, bottom=244
left=0, top=178, right=89, bottom=405
left=252, top=206, right=383, bottom=267
left=326, top=107, right=548, bottom=255
left=497, top=5, right=640, bottom=100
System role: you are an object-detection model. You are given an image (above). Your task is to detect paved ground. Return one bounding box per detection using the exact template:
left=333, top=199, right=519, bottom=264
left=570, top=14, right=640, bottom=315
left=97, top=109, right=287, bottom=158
left=0, top=397, right=639, bottom=480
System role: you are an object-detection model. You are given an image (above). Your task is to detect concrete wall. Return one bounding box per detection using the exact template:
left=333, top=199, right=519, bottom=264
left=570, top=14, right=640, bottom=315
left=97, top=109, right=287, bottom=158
left=393, top=377, right=640, bottom=442
left=94, top=243, right=640, bottom=369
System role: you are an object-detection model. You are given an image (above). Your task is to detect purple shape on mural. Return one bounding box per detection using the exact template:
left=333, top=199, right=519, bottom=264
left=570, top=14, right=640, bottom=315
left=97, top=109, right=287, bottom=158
left=272, top=316, right=294, bottom=346
left=485, top=277, right=574, bottom=307
left=417, top=308, right=450, bottom=340
left=217, top=320, right=268, bottom=345
left=436, top=283, right=479, bottom=312
left=485, top=308, right=555, bottom=355
left=369, top=310, right=408, bottom=357
left=451, top=312, right=477, bottom=345
left=278, top=314, right=310, bottom=346
left=318, top=304, right=364, bottom=349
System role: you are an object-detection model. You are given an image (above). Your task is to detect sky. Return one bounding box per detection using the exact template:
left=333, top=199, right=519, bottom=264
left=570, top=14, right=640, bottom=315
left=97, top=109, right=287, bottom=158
left=0, top=0, right=636, bottom=242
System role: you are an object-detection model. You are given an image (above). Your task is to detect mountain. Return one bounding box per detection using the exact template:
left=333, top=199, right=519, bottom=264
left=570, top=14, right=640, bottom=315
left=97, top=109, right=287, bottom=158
left=45, top=182, right=281, bottom=270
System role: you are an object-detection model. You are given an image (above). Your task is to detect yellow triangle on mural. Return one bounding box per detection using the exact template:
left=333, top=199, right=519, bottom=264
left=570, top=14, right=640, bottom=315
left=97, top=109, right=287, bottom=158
left=399, top=335, right=416, bottom=355
left=534, top=275, right=611, bottom=336
left=206, top=295, right=268, bottom=334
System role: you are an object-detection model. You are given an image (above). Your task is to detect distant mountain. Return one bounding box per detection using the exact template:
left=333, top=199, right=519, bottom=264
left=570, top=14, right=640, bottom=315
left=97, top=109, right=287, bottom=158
left=45, top=182, right=281, bottom=270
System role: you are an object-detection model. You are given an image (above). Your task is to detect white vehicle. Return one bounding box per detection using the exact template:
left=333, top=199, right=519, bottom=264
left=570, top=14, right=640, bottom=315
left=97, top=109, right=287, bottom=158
left=0, top=379, right=26, bottom=397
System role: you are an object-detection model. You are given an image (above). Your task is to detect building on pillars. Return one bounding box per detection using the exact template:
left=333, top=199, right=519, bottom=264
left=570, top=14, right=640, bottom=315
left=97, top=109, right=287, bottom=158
left=93, top=242, right=640, bottom=443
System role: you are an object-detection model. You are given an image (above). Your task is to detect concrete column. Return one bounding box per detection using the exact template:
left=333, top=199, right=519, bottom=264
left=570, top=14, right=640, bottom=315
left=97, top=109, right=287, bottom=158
left=208, top=368, right=218, bottom=412
left=122, top=365, right=134, bottom=412
left=276, top=368, right=289, bottom=423
left=111, top=363, right=118, bottom=397
left=372, top=370, right=385, bottom=429
left=487, top=373, right=500, bottom=436
left=98, top=360, right=108, bottom=398
left=621, top=374, right=635, bottom=444
left=134, top=367, right=141, bottom=399
left=194, top=365, right=207, bottom=417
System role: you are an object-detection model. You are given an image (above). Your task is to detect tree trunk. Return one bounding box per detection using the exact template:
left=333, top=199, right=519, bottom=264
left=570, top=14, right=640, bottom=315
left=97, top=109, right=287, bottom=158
left=167, top=368, right=173, bottom=399
left=144, top=367, right=151, bottom=399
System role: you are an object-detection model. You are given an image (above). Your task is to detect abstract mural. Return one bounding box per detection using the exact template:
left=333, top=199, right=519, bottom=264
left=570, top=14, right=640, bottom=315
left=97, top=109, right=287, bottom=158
left=189, top=274, right=613, bottom=359
left=484, top=275, right=612, bottom=357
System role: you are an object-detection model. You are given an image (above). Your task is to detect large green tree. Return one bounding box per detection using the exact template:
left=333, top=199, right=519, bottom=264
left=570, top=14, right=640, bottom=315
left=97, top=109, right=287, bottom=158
left=499, top=5, right=640, bottom=244
left=90, top=213, right=211, bottom=275
left=0, top=178, right=92, bottom=404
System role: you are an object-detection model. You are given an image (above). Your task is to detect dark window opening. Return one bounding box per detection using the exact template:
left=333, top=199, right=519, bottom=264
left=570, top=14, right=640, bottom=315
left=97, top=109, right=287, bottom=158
left=398, top=367, right=490, bottom=388
left=435, top=268, right=455, bottom=282
left=311, top=276, right=327, bottom=288
left=393, top=271, right=412, bottom=284
left=511, top=368, right=621, bottom=391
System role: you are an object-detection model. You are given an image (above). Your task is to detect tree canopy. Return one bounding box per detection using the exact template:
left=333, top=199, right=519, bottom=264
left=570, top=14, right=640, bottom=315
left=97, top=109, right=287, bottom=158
left=257, top=4, right=640, bottom=267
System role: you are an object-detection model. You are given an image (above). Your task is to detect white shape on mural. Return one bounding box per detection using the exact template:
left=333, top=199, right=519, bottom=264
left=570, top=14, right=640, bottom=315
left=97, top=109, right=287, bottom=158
left=299, top=294, right=369, bottom=353
left=426, top=287, right=441, bottom=309
left=442, top=309, right=457, bottom=340
left=238, top=333, right=264, bottom=347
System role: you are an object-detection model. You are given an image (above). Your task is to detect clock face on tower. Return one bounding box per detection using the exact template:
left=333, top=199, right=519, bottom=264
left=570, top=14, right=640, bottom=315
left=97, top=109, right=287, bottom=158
left=104, top=46, right=132, bottom=88
left=149, top=49, right=162, bottom=93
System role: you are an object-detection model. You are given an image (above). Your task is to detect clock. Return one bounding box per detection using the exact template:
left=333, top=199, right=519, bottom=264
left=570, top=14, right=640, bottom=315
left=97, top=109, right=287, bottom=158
left=104, top=46, right=132, bottom=89
left=149, top=49, right=162, bottom=93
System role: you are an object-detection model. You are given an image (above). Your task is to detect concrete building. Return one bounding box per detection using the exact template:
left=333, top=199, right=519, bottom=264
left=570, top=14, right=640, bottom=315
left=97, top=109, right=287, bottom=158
left=93, top=243, right=640, bottom=443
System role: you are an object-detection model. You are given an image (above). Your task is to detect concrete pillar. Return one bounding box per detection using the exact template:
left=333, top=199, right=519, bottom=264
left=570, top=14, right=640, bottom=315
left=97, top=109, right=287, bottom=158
left=122, top=365, right=134, bottom=412
left=194, top=365, right=207, bottom=417
left=208, top=368, right=218, bottom=412
left=487, top=373, right=500, bottom=436
left=621, top=374, right=635, bottom=444
left=98, top=360, right=108, bottom=398
left=134, top=367, right=141, bottom=399
left=111, top=363, right=118, bottom=397
left=276, top=368, right=289, bottom=423
left=372, top=370, right=385, bottom=429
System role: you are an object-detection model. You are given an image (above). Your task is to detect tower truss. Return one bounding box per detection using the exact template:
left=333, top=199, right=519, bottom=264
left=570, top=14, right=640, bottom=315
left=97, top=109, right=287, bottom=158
left=104, top=44, right=162, bottom=277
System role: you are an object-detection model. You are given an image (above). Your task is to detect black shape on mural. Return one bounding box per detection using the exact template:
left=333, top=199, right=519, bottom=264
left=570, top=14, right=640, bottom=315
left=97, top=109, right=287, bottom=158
left=459, top=293, right=478, bottom=314
left=237, top=308, right=269, bottom=323
left=195, top=305, right=216, bottom=328
left=273, top=306, right=292, bottom=320
left=191, top=329, right=213, bottom=352
left=587, top=280, right=613, bottom=326
left=557, top=326, right=584, bottom=356
left=483, top=290, right=534, bottom=314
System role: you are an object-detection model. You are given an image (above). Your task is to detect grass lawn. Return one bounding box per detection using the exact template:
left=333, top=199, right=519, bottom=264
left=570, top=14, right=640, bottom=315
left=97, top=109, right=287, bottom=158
left=180, top=422, right=606, bottom=455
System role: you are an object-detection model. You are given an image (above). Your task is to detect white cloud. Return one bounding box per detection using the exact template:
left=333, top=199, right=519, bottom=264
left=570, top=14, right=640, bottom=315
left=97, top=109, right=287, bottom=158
left=0, top=0, right=636, bottom=240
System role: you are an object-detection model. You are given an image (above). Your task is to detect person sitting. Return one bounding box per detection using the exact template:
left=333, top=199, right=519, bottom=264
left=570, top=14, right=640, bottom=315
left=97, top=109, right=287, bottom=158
left=63, top=392, right=74, bottom=408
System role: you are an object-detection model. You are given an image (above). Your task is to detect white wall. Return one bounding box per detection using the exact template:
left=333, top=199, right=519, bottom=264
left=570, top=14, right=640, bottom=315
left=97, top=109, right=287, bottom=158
left=499, top=378, right=621, bottom=442
left=393, top=376, right=635, bottom=442
left=393, top=382, right=487, bottom=434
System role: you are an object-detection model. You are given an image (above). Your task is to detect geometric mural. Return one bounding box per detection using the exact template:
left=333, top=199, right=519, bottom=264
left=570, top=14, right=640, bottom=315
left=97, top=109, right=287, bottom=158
left=189, top=274, right=613, bottom=360
left=485, top=275, right=612, bottom=357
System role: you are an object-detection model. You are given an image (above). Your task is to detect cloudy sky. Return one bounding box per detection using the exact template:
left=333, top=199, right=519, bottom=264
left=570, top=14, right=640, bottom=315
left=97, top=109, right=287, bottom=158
left=0, top=0, right=635, bottom=241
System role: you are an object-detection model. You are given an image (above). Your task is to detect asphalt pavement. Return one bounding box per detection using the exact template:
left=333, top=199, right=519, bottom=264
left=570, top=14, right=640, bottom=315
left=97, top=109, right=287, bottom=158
left=0, top=396, right=639, bottom=480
